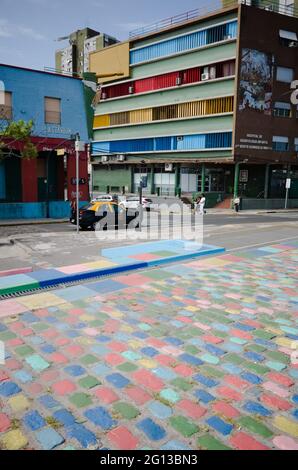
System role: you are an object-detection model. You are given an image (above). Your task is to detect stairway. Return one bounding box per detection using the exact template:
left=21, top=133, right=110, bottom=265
left=214, top=195, right=233, bottom=209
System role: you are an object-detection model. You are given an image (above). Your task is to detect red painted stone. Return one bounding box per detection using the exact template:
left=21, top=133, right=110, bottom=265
left=0, top=413, right=11, bottom=432
left=212, top=401, right=240, bottom=419
left=202, top=334, right=224, bottom=344
left=260, top=393, right=292, bottom=411
left=49, top=353, right=68, bottom=364
left=41, top=370, right=60, bottom=382
left=107, top=342, right=127, bottom=353
left=41, top=328, right=58, bottom=339
left=0, top=371, right=9, bottom=382
left=104, top=353, right=124, bottom=366
left=267, top=372, right=294, bottom=388
left=173, top=364, right=194, bottom=377
left=64, top=345, right=84, bottom=357
left=52, top=380, right=76, bottom=396
left=55, top=337, right=70, bottom=347
left=217, top=386, right=243, bottom=401
left=69, top=308, right=85, bottom=316
left=5, top=359, right=22, bottom=370
left=93, top=387, right=119, bottom=404
left=20, top=328, right=34, bottom=337
left=230, top=329, right=253, bottom=340
left=230, top=432, right=269, bottom=450
left=27, top=383, right=43, bottom=395
left=225, top=375, right=250, bottom=390
left=7, top=338, right=24, bottom=347
left=147, top=338, right=166, bottom=348
left=9, top=322, right=24, bottom=332
left=155, top=354, right=175, bottom=366
left=132, top=369, right=164, bottom=392
left=107, top=425, right=139, bottom=450
left=125, top=386, right=151, bottom=405
left=177, top=399, right=206, bottom=418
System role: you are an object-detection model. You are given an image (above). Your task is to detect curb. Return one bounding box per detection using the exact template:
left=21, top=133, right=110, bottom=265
left=0, top=219, right=69, bottom=227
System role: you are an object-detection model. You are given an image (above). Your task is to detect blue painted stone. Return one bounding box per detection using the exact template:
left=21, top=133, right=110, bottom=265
left=161, top=440, right=191, bottom=450
left=53, top=409, right=76, bottom=427
left=22, top=312, right=39, bottom=323
left=234, top=323, right=255, bottom=331
left=66, top=424, right=98, bottom=448
left=35, top=428, right=64, bottom=450
left=222, top=364, right=242, bottom=375
left=224, top=343, right=243, bottom=353
left=28, top=336, right=45, bottom=345
left=0, top=324, right=7, bottom=332
left=194, top=389, right=215, bottom=404
left=148, top=401, right=172, bottom=420
left=206, top=416, right=233, bottom=435
left=137, top=418, right=166, bottom=441
left=64, top=365, right=86, bottom=377
left=23, top=411, right=46, bottom=431
left=244, top=351, right=265, bottom=362
left=39, top=395, right=60, bottom=409
left=90, top=364, right=111, bottom=376
left=241, top=372, right=262, bottom=384
left=293, top=395, right=298, bottom=404
left=0, top=381, right=21, bottom=397
left=179, top=353, right=204, bottom=366
left=96, top=335, right=111, bottom=342
left=166, top=337, right=184, bottom=346
left=292, top=409, right=298, bottom=420
left=90, top=345, right=109, bottom=356
left=141, top=347, right=158, bottom=357
left=40, top=344, right=56, bottom=354
left=13, top=370, right=32, bottom=383
left=84, top=407, right=116, bottom=430
left=133, top=331, right=148, bottom=339
left=205, top=344, right=226, bottom=357
left=66, top=330, right=80, bottom=338
left=243, top=401, right=272, bottom=417
left=193, top=373, right=218, bottom=388
left=153, top=367, right=177, bottom=381
left=106, top=373, right=130, bottom=389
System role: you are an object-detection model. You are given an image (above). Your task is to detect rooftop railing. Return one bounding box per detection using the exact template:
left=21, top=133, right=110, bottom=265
left=129, top=0, right=298, bottom=39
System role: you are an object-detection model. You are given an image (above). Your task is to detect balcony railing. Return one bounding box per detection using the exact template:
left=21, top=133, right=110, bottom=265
left=129, top=0, right=298, bottom=39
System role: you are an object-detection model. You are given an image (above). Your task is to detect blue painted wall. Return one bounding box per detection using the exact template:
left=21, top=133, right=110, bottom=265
left=0, top=64, right=88, bottom=141
left=0, top=200, right=89, bottom=219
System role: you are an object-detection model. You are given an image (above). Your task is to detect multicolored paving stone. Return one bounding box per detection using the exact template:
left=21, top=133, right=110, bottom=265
left=0, top=242, right=298, bottom=450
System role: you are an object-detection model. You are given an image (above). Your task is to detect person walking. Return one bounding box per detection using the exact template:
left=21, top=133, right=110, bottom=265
left=199, top=193, right=206, bottom=215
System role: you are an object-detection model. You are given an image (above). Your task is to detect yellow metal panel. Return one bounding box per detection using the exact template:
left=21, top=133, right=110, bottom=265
left=89, top=42, right=130, bottom=84
left=110, top=112, right=129, bottom=126
left=130, top=108, right=153, bottom=123
left=93, top=115, right=110, bottom=128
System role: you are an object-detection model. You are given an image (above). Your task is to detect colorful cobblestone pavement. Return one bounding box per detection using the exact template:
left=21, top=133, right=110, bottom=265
left=0, top=242, right=298, bottom=450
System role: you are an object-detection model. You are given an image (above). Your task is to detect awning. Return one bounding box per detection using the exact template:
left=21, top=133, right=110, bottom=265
left=279, top=29, right=298, bottom=41
left=275, top=102, right=291, bottom=110
left=272, top=136, right=289, bottom=143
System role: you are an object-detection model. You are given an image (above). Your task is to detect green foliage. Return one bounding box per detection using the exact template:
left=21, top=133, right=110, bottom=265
left=0, top=119, right=38, bottom=160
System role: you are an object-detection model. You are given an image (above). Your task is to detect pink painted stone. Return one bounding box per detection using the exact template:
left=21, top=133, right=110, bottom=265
left=49, top=353, right=68, bottom=364
left=41, top=328, right=58, bottom=339
left=0, top=299, right=28, bottom=318
left=9, top=322, right=24, bottom=332
left=260, top=393, right=292, bottom=411
left=52, top=380, right=76, bottom=396
left=161, top=345, right=181, bottom=356
left=146, top=338, right=166, bottom=348
left=212, top=401, right=240, bottom=419
left=5, top=359, right=22, bottom=370
left=202, top=334, right=223, bottom=344
left=230, top=432, right=269, bottom=450
left=83, top=327, right=99, bottom=337
left=107, top=342, right=127, bottom=353
left=7, top=338, right=24, bottom=347
left=107, top=426, right=139, bottom=450
left=93, top=387, right=119, bottom=404
left=132, top=369, right=164, bottom=392
left=41, top=370, right=60, bottom=382
left=20, top=328, right=34, bottom=337
left=125, top=386, right=151, bottom=405
left=177, top=399, right=206, bottom=419
left=155, top=354, right=175, bottom=367
left=273, top=436, right=298, bottom=450
left=104, top=353, right=124, bottom=366
left=267, top=372, right=294, bottom=388
left=176, top=316, right=192, bottom=324
left=262, top=381, right=290, bottom=398
left=114, top=273, right=152, bottom=286
left=0, top=371, right=9, bottom=382
left=0, top=413, right=11, bottom=432
left=225, top=375, right=250, bottom=390
left=27, top=382, right=43, bottom=395
left=194, top=322, right=211, bottom=331
left=64, top=345, right=84, bottom=357
left=68, top=308, right=85, bottom=316
left=173, top=364, right=194, bottom=377
left=230, top=329, right=252, bottom=340
left=55, top=337, right=70, bottom=347
left=217, top=386, right=243, bottom=401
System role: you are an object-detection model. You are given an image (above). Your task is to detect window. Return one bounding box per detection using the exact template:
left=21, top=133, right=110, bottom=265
left=273, top=102, right=292, bottom=117
left=279, top=29, right=298, bottom=47
left=276, top=66, right=294, bottom=83
left=295, top=138, right=298, bottom=152
left=0, top=91, right=12, bottom=120
left=272, top=136, right=289, bottom=151
left=44, top=97, right=61, bottom=124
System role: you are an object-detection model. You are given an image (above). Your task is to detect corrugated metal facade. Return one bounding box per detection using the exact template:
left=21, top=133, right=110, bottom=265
left=94, top=96, right=234, bottom=128
left=130, top=20, right=237, bottom=65
left=100, top=59, right=235, bottom=101
left=92, top=131, right=232, bottom=154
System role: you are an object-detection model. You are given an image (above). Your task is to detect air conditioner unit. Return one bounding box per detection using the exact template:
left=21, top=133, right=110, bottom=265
left=201, top=73, right=209, bottom=81
left=101, top=155, right=109, bottom=163
left=176, top=76, right=182, bottom=86
left=165, top=163, right=173, bottom=172
left=101, top=92, right=107, bottom=100
left=289, top=41, right=298, bottom=48
left=265, top=5, right=273, bottom=10
left=209, top=67, right=216, bottom=79
left=117, top=154, right=125, bottom=162
left=224, top=34, right=232, bottom=40
left=128, top=86, right=134, bottom=94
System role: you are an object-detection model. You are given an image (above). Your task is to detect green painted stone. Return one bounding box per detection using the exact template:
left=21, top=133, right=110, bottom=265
left=246, top=344, right=266, bottom=353
left=141, top=270, right=173, bottom=280
left=15, top=345, right=34, bottom=357
left=117, top=362, right=138, bottom=373
left=160, top=388, right=180, bottom=403
left=78, top=376, right=100, bottom=389
left=223, top=353, right=243, bottom=365
left=25, top=354, right=50, bottom=371
left=238, top=416, right=273, bottom=438
left=170, top=378, right=193, bottom=392
left=69, top=393, right=92, bottom=408
left=169, top=416, right=199, bottom=437
left=266, top=350, right=290, bottom=364
left=33, top=323, right=49, bottom=332
left=113, top=402, right=139, bottom=420
left=198, top=434, right=231, bottom=450
left=89, top=320, right=104, bottom=328
left=253, top=330, right=275, bottom=340
left=201, top=365, right=225, bottom=379
left=244, top=362, right=270, bottom=375
left=80, top=355, right=98, bottom=365
left=184, top=345, right=199, bottom=355
left=0, top=331, right=17, bottom=341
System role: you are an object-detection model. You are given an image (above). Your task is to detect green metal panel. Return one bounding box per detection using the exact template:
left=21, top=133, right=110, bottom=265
left=95, top=78, right=235, bottom=115
left=94, top=115, right=233, bottom=141
left=92, top=166, right=132, bottom=192
left=93, top=150, right=233, bottom=163
left=130, top=42, right=236, bottom=79
left=132, top=13, right=238, bottom=48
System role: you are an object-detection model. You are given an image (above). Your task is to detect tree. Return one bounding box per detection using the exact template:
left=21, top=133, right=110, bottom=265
left=0, top=117, right=38, bottom=161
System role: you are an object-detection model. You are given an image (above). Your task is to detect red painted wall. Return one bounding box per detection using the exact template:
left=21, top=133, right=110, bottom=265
left=21, top=158, right=38, bottom=202
left=67, top=150, right=89, bottom=202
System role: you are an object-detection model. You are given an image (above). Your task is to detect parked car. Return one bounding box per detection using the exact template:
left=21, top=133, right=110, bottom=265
left=119, top=196, right=152, bottom=211
left=91, top=194, right=113, bottom=203
left=78, top=201, right=142, bottom=230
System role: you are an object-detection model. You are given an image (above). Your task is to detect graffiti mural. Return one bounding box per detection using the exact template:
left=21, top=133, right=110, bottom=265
left=239, top=48, right=273, bottom=115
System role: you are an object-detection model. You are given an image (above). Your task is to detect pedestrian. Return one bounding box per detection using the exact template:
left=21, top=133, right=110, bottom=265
left=199, top=193, right=206, bottom=215
left=70, top=199, right=76, bottom=224
left=234, top=196, right=240, bottom=213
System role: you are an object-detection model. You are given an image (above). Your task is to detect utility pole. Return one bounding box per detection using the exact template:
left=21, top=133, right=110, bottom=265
left=74, top=133, right=85, bottom=234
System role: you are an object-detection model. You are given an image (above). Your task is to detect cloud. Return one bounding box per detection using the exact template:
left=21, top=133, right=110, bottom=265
left=0, top=19, right=46, bottom=40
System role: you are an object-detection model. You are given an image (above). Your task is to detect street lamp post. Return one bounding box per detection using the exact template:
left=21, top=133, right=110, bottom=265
left=74, top=133, right=85, bottom=234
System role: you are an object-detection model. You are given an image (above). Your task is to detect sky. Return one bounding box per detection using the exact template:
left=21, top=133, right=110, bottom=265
left=0, top=0, right=220, bottom=71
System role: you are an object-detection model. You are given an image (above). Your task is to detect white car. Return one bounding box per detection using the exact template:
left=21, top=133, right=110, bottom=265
left=119, top=196, right=152, bottom=211
left=91, top=194, right=113, bottom=203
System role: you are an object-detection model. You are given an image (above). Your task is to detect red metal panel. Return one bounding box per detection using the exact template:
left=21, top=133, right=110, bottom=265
left=182, top=67, right=200, bottom=85
left=154, top=71, right=179, bottom=90
left=134, top=76, right=155, bottom=93
left=21, top=158, right=38, bottom=202
left=104, top=82, right=133, bottom=99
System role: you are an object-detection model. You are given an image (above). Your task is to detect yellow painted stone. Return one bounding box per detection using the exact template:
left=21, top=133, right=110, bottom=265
left=275, top=337, right=294, bottom=348
left=225, top=309, right=240, bottom=315
left=128, top=339, right=142, bottom=349
left=121, top=325, right=134, bottom=333
left=273, top=416, right=298, bottom=438
left=84, top=260, right=116, bottom=269
left=185, top=306, right=199, bottom=312
left=173, top=296, right=183, bottom=301
left=8, top=394, right=30, bottom=412
left=199, top=258, right=231, bottom=267
left=80, top=314, right=94, bottom=321
left=77, top=337, right=94, bottom=345
left=109, top=310, right=124, bottom=318
left=0, top=430, right=28, bottom=450
left=19, top=292, right=65, bottom=309
left=266, top=327, right=283, bottom=335
left=138, top=359, right=157, bottom=369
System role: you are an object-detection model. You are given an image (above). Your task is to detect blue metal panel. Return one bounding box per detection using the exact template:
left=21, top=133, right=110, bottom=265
left=155, top=137, right=172, bottom=151
left=0, top=162, right=6, bottom=200
left=177, top=134, right=206, bottom=150
left=130, top=20, right=237, bottom=65
left=92, top=141, right=110, bottom=154
left=205, top=132, right=232, bottom=148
